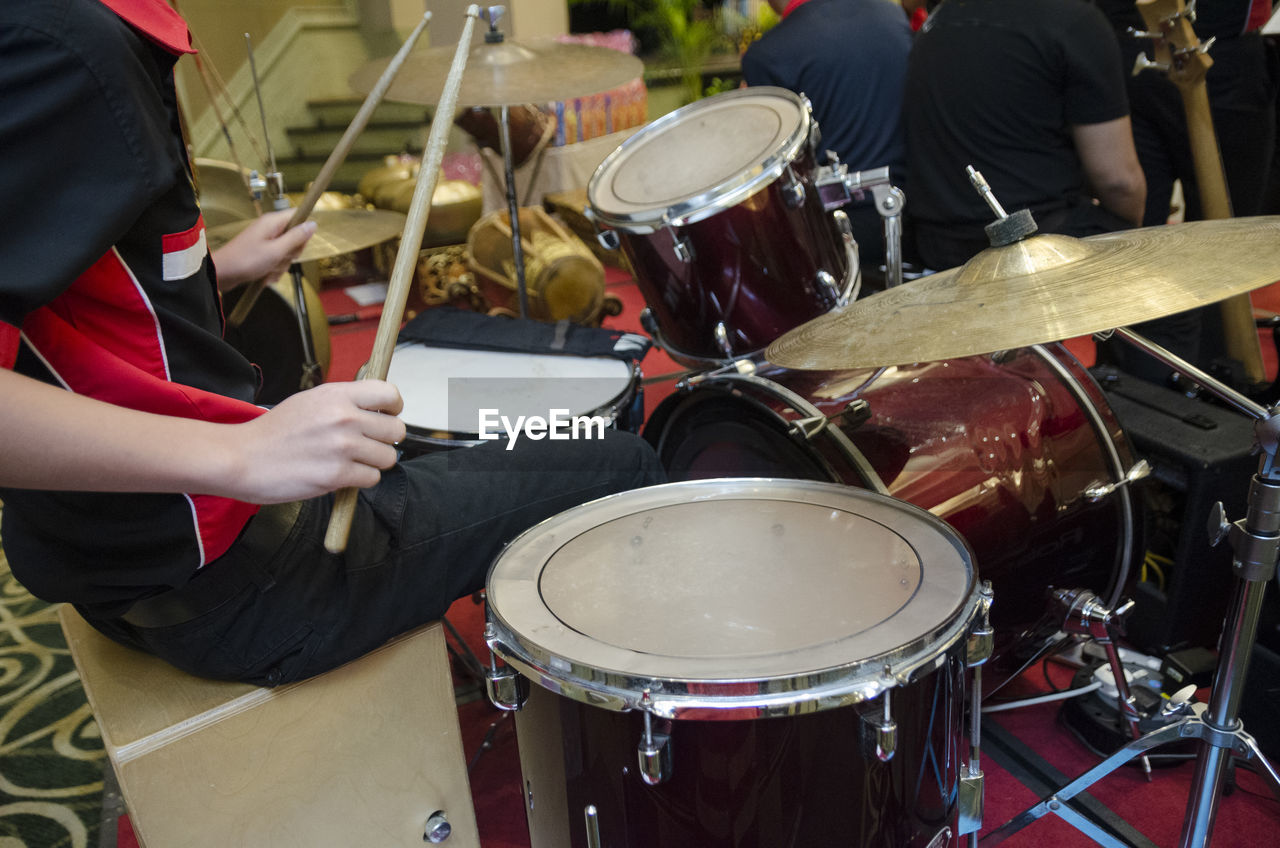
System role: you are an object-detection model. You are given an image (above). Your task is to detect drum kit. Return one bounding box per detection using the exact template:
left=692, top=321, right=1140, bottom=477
left=478, top=90, right=1280, bottom=848
left=211, top=5, right=1280, bottom=844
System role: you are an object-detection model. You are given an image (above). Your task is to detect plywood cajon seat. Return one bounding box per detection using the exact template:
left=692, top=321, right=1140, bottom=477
left=59, top=606, right=479, bottom=847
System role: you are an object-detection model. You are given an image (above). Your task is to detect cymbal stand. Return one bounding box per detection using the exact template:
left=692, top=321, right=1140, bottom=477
left=981, top=327, right=1280, bottom=848
left=478, top=6, right=531, bottom=319
left=243, top=33, right=319, bottom=392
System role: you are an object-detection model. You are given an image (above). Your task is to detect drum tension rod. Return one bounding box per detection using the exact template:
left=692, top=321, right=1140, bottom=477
left=637, top=689, right=673, bottom=786
left=483, top=625, right=528, bottom=711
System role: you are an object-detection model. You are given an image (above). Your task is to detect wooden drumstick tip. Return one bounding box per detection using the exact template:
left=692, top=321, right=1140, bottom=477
left=324, top=486, right=360, bottom=553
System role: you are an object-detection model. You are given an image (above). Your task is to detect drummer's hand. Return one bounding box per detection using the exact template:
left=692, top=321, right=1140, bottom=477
left=211, top=209, right=318, bottom=291
left=226, top=381, right=406, bottom=503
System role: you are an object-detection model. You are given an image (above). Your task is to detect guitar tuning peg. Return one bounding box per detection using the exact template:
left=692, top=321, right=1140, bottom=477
left=1196, top=35, right=1216, bottom=55
left=1132, top=52, right=1170, bottom=76
left=1125, top=26, right=1163, bottom=41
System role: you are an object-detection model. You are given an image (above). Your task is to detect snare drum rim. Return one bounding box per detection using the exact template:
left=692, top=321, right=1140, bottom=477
left=587, top=87, right=812, bottom=232
left=485, top=478, right=979, bottom=720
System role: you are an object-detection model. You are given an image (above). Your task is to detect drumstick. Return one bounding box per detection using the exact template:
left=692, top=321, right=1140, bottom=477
left=226, top=11, right=432, bottom=328
left=324, top=4, right=483, bottom=554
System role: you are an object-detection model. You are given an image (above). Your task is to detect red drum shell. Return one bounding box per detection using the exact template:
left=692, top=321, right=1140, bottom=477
left=516, top=650, right=966, bottom=848
left=644, top=345, right=1141, bottom=640
left=588, top=88, right=845, bottom=363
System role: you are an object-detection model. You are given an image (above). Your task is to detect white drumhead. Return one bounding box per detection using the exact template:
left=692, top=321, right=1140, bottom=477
left=588, top=87, right=809, bottom=230
left=388, top=343, right=635, bottom=439
left=487, top=479, right=978, bottom=717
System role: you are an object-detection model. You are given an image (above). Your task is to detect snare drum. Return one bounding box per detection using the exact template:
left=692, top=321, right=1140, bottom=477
left=486, top=479, right=986, bottom=848
left=587, top=87, right=854, bottom=365
left=643, top=345, right=1143, bottom=645
left=386, top=342, right=641, bottom=452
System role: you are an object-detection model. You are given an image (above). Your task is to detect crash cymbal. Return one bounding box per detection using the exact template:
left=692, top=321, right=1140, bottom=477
left=766, top=216, right=1280, bottom=370
left=206, top=208, right=407, bottom=263
left=349, top=38, right=644, bottom=108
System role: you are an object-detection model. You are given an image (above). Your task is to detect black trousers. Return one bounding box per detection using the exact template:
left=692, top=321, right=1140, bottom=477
left=83, top=430, right=665, bottom=685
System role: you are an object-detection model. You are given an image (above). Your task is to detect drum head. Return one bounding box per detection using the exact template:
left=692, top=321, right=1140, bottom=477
left=588, top=87, right=809, bottom=230
left=388, top=343, right=634, bottom=440
left=486, top=479, right=977, bottom=718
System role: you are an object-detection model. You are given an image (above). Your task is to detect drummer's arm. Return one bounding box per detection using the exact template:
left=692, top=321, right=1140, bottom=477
left=0, top=368, right=404, bottom=502
left=210, top=209, right=317, bottom=292
left=1072, top=116, right=1147, bottom=228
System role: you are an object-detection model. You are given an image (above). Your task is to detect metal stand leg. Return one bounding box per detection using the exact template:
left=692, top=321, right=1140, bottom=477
left=498, top=104, right=530, bottom=319
left=289, top=263, right=321, bottom=391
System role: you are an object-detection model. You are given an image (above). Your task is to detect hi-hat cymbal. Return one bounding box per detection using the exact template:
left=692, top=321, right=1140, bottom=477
left=766, top=216, right=1280, bottom=370
left=349, top=38, right=644, bottom=108
left=206, top=208, right=407, bottom=263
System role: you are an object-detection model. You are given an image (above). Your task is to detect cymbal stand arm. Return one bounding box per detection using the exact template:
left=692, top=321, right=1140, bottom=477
left=324, top=5, right=483, bottom=554
left=499, top=104, right=531, bottom=319
left=228, top=14, right=432, bottom=328
left=244, top=33, right=288, bottom=213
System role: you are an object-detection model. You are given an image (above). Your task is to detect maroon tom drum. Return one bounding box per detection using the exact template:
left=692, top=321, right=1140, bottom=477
left=485, top=479, right=988, bottom=848
left=587, top=87, right=855, bottom=365
left=644, top=344, right=1143, bottom=646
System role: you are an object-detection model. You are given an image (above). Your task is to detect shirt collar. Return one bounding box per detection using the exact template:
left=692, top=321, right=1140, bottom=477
left=781, top=0, right=814, bottom=18
left=96, top=0, right=195, bottom=55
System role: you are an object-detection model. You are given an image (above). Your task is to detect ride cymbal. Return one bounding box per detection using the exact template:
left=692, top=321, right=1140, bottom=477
left=349, top=38, right=644, bottom=108
left=766, top=216, right=1280, bottom=370
left=206, top=208, right=408, bottom=263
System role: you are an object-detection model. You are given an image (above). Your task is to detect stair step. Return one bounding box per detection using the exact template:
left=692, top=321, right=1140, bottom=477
left=285, top=121, right=430, bottom=159
left=278, top=153, right=389, bottom=196
left=306, top=98, right=433, bottom=129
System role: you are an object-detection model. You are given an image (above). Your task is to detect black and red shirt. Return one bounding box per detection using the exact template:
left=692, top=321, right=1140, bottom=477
left=0, top=0, right=262, bottom=610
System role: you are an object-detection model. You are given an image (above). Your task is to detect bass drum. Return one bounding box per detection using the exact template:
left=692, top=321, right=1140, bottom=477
left=644, top=344, right=1143, bottom=646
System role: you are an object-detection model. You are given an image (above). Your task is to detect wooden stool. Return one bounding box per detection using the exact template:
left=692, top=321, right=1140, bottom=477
left=59, top=606, right=479, bottom=847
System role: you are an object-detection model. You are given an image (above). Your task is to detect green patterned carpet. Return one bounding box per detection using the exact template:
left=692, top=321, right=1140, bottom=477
left=0, top=519, right=106, bottom=848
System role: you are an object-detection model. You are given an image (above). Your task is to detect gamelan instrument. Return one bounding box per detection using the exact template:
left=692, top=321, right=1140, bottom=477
left=206, top=208, right=408, bottom=264
left=350, top=8, right=643, bottom=320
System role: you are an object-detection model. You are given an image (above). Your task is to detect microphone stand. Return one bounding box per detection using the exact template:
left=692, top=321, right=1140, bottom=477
left=981, top=326, right=1280, bottom=848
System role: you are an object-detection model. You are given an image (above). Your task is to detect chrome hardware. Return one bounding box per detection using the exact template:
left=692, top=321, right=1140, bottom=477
left=1208, top=501, right=1231, bottom=547
left=584, top=805, right=602, bottom=848
left=788, top=415, right=828, bottom=441
left=484, top=628, right=528, bottom=711
left=713, top=322, right=735, bottom=359
left=782, top=164, right=806, bottom=208
left=860, top=686, right=897, bottom=762
left=815, top=269, right=839, bottom=302
left=1162, top=684, right=1197, bottom=717
left=966, top=581, right=995, bottom=667
left=637, top=706, right=673, bottom=786
left=926, top=828, right=954, bottom=848
left=663, top=217, right=694, bottom=263
left=831, top=210, right=861, bottom=305
left=1132, top=52, right=1171, bottom=75
left=248, top=170, right=267, bottom=202
left=1084, top=458, right=1151, bottom=502
left=424, top=810, right=452, bottom=843
left=596, top=228, right=621, bottom=251
left=958, top=766, right=985, bottom=836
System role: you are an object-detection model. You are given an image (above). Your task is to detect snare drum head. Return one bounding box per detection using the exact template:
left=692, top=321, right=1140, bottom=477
left=487, top=479, right=976, bottom=716
left=588, top=87, right=809, bottom=229
left=388, top=343, right=634, bottom=438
